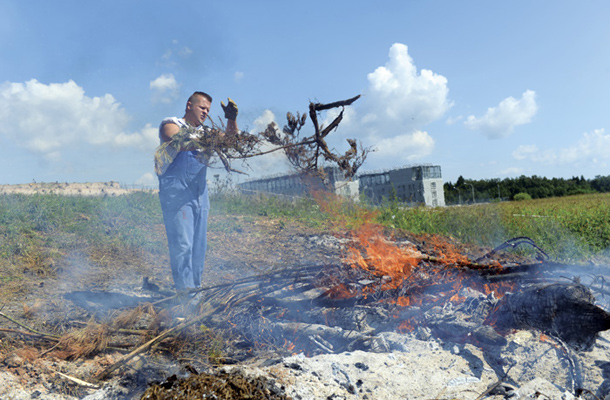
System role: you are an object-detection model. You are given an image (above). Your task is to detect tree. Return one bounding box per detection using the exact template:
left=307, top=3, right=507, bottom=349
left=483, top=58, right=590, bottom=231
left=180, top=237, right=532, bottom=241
left=456, top=175, right=465, bottom=187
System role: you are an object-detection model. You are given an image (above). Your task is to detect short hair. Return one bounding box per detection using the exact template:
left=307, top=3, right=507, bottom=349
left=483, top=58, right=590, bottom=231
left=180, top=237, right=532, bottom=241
left=188, top=91, right=213, bottom=104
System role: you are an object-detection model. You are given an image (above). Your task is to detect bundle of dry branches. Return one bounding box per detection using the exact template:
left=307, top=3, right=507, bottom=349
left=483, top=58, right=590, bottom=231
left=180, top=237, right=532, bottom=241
left=154, top=95, right=370, bottom=179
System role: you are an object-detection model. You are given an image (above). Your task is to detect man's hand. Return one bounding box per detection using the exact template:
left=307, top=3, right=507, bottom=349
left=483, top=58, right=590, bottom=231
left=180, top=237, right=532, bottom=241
left=221, top=98, right=238, bottom=120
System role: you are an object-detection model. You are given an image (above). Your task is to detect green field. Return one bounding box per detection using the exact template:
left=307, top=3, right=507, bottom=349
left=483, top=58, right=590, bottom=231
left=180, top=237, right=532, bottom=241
left=376, top=193, right=610, bottom=262
left=0, top=191, right=608, bottom=281
left=211, top=191, right=610, bottom=263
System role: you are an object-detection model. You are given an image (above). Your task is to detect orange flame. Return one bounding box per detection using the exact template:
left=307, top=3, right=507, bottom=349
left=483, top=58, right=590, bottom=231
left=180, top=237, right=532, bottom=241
left=283, top=338, right=296, bottom=352
left=311, top=192, right=515, bottom=310
left=397, top=318, right=417, bottom=333
left=344, top=224, right=421, bottom=290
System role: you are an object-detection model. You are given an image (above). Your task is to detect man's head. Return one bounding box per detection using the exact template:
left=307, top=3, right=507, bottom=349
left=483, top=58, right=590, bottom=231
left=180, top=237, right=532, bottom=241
left=184, top=91, right=213, bottom=126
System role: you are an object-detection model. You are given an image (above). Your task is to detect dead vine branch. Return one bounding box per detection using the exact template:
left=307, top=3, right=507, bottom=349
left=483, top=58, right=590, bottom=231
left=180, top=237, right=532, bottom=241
left=154, top=95, right=370, bottom=179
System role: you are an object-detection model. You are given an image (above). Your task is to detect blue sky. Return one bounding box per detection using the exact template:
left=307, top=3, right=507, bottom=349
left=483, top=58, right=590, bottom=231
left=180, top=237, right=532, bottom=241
left=1, top=1, right=609, bottom=187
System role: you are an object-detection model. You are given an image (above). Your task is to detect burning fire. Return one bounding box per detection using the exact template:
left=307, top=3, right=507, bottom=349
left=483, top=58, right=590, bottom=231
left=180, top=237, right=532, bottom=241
left=339, top=223, right=515, bottom=308
left=344, top=224, right=420, bottom=290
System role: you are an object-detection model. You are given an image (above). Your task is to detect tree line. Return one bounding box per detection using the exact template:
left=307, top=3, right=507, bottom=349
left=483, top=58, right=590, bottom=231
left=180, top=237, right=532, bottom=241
left=443, top=174, right=610, bottom=205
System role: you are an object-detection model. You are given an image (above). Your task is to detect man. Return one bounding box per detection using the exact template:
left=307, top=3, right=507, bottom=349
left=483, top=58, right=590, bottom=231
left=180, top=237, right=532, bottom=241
left=158, top=91, right=238, bottom=291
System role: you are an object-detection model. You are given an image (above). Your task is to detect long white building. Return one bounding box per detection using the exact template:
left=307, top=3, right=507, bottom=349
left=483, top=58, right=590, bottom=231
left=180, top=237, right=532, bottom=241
left=238, top=164, right=445, bottom=207
left=238, top=167, right=359, bottom=201
left=358, top=165, right=445, bottom=207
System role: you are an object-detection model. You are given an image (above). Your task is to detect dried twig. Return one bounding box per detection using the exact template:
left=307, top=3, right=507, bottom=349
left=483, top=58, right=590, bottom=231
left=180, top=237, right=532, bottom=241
left=0, top=327, right=60, bottom=341
left=93, top=290, right=237, bottom=382
left=0, top=311, right=61, bottom=339
left=55, top=371, right=101, bottom=389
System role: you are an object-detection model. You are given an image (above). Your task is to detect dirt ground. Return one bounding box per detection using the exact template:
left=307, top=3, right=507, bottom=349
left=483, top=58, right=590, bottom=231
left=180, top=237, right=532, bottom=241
left=0, top=185, right=524, bottom=399
left=0, top=183, right=366, bottom=399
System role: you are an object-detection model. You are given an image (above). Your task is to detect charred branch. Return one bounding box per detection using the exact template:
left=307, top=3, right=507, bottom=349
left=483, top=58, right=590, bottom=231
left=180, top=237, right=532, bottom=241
left=475, top=236, right=550, bottom=264
left=491, top=283, right=610, bottom=350
left=154, top=95, right=370, bottom=179
left=310, top=95, right=361, bottom=111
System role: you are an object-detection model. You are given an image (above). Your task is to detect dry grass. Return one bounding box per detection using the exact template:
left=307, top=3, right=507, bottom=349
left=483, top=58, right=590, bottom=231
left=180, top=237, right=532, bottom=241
left=56, top=318, right=111, bottom=360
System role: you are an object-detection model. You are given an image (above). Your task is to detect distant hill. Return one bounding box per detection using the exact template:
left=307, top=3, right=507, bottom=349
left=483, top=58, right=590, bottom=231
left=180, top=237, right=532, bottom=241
left=0, top=181, right=156, bottom=196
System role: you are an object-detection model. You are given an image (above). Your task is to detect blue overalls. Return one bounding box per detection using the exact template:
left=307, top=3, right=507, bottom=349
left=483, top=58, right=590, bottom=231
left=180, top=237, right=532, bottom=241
left=158, top=120, right=210, bottom=290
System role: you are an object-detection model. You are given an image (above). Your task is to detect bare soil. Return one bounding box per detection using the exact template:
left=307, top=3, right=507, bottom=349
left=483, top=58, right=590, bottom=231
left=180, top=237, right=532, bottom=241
left=0, top=185, right=536, bottom=399
left=0, top=188, right=364, bottom=399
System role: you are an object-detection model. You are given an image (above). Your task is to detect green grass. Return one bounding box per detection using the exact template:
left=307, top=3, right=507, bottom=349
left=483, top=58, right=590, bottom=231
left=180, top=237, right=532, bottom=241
left=0, top=192, right=166, bottom=281
left=0, top=190, right=607, bottom=282
left=377, top=193, right=610, bottom=262
left=212, top=191, right=610, bottom=262
left=209, top=192, right=328, bottom=228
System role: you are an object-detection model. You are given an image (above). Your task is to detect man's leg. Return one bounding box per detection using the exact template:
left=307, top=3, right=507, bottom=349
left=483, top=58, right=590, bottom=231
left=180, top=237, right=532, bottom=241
left=162, top=204, right=196, bottom=290
left=191, top=207, right=209, bottom=288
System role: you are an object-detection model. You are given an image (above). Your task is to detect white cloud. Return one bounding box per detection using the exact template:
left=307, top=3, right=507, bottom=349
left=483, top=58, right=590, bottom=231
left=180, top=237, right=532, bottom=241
left=333, top=43, right=452, bottom=169
left=445, top=115, right=463, bottom=125
left=234, top=71, right=244, bottom=83
left=240, top=49, right=449, bottom=175
left=369, top=131, right=435, bottom=162
left=150, top=73, right=180, bottom=103
left=465, top=90, right=538, bottom=139
left=512, top=128, right=610, bottom=166
left=365, top=43, right=452, bottom=132
left=233, top=44, right=452, bottom=175
left=135, top=172, right=157, bottom=188
left=114, top=123, right=159, bottom=151
left=0, top=79, right=158, bottom=162
left=150, top=73, right=178, bottom=92
left=512, top=144, right=541, bottom=161
left=178, top=46, right=193, bottom=57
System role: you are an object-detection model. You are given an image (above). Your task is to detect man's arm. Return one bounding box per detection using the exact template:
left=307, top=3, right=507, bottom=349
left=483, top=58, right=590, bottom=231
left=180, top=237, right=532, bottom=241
left=221, top=98, right=239, bottom=136
left=160, top=122, right=181, bottom=143
left=226, top=118, right=239, bottom=136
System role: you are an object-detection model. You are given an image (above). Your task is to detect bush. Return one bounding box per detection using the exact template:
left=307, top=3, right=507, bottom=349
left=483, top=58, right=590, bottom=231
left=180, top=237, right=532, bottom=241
left=513, top=192, right=532, bottom=201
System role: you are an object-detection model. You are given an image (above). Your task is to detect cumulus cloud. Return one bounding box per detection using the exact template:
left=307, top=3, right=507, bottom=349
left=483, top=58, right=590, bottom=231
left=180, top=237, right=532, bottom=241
left=512, top=128, right=610, bottom=166
left=465, top=90, right=538, bottom=139
left=0, top=79, right=158, bottom=162
left=512, top=144, right=540, bottom=161
left=150, top=73, right=180, bottom=103
left=114, top=123, right=159, bottom=151
left=333, top=43, right=452, bottom=169
left=369, top=131, right=435, bottom=163
left=230, top=43, right=452, bottom=175
left=365, top=43, right=452, bottom=133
